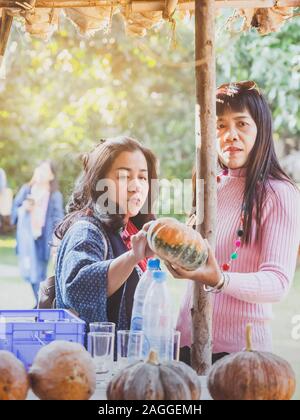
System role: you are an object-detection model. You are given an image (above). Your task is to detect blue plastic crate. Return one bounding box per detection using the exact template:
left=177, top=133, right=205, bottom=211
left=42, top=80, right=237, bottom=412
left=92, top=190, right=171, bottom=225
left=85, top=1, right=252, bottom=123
left=0, top=309, right=86, bottom=370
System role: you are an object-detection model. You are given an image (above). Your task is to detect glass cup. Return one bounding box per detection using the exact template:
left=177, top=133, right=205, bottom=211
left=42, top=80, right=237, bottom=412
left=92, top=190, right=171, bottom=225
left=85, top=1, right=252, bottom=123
left=172, top=330, right=181, bottom=361
left=117, top=330, right=144, bottom=371
left=89, top=331, right=114, bottom=388
left=88, top=322, right=116, bottom=355
left=89, top=321, right=116, bottom=334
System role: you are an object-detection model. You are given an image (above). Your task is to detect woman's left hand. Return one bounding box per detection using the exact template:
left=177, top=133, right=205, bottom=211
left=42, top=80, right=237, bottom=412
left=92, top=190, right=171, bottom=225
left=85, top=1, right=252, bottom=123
left=164, top=239, right=223, bottom=288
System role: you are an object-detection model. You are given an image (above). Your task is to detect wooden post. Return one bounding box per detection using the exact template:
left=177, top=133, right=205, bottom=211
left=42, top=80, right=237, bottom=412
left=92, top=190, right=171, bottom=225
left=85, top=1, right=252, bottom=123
left=192, top=0, right=217, bottom=375
left=0, top=9, right=13, bottom=64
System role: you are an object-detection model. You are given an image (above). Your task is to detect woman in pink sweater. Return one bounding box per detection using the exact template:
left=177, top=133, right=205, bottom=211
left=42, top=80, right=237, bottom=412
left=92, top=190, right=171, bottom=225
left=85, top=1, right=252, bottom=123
left=167, top=81, right=300, bottom=364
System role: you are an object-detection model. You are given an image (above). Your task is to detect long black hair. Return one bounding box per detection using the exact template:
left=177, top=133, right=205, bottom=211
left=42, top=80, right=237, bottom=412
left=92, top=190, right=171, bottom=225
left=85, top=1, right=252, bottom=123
left=218, top=81, right=296, bottom=244
left=192, top=81, right=295, bottom=244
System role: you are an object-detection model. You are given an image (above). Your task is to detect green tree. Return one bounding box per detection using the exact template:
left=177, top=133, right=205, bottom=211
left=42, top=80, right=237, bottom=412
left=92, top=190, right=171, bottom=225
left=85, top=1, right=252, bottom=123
left=0, top=13, right=299, bottom=203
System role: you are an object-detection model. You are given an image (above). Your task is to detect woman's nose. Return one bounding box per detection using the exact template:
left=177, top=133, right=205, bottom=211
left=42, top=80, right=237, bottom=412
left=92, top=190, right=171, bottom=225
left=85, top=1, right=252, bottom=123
left=128, top=178, right=142, bottom=192
left=225, top=126, right=239, bottom=142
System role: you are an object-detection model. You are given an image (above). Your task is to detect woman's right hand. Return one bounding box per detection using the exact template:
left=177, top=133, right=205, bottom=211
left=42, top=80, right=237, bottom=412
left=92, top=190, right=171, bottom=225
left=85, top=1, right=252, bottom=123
left=108, top=230, right=154, bottom=297
left=142, top=221, right=153, bottom=233
left=130, top=230, right=154, bottom=263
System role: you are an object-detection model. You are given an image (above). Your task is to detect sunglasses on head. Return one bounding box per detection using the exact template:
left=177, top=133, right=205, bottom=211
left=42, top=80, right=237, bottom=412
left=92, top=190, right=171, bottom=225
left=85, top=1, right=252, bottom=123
left=217, top=80, right=260, bottom=98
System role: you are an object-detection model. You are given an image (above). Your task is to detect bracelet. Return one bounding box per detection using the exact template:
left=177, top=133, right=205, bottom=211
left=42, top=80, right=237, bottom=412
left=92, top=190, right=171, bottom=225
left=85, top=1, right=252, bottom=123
left=203, top=272, right=230, bottom=294
left=203, top=274, right=224, bottom=293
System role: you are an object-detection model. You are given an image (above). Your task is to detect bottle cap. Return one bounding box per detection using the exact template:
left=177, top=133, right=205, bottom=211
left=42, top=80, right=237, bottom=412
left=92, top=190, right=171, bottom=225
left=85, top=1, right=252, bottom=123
left=147, top=258, right=160, bottom=270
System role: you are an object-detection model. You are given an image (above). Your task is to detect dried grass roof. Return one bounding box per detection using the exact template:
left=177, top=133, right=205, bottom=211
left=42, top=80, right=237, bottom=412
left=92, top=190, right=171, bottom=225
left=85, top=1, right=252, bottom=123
left=0, top=0, right=300, bottom=60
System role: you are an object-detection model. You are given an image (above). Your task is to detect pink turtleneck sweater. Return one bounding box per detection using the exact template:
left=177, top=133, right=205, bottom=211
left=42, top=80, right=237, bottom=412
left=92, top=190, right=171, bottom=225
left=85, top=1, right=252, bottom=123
left=177, top=168, right=300, bottom=353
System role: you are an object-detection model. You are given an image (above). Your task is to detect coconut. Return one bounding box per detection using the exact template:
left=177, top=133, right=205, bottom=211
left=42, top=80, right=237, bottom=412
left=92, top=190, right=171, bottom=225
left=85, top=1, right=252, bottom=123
left=0, top=351, right=29, bottom=400
left=29, top=341, right=96, bottom=400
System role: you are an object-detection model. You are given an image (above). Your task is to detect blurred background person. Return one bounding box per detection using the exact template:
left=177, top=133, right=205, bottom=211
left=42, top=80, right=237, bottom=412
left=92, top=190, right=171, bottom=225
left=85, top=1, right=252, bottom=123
left=0, top=168, right=6, bottom=193
left=0, top=168, right=13, bottom=234
left=11, top=161, right=64, bottom=306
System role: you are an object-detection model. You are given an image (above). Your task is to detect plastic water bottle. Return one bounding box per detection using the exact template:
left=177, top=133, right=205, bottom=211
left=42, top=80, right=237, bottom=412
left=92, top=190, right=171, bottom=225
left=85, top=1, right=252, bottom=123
left=142, top=271, right=173, bottom=361
left=128, top=259, right=160, bottom=360
left=130, top=258, right=160, bottom=332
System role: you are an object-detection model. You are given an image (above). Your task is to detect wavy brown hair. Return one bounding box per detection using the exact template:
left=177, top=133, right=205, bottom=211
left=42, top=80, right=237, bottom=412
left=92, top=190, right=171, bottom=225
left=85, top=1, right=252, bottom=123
left=55, top=136, right=158, bottom=239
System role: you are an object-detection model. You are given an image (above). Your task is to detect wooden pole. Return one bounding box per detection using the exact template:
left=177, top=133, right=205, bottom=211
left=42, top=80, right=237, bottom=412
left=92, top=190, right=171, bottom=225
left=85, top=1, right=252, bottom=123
left=0, top=9, right=13, bottom=62
left=0, top=0, right=299, bottom=10
left=192, top=0, right=216, bottom=375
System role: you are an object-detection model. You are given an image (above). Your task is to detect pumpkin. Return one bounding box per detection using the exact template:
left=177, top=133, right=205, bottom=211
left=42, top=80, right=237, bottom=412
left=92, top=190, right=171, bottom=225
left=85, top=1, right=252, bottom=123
left=29, top=341, right=96, bottom=400
left=0, top=351, right=29, bottom=400
left=107, top=350, right=201, bottom=400
left=147, top=217, right=208, bottom=271
left=208, top=324, right=296, bottom=400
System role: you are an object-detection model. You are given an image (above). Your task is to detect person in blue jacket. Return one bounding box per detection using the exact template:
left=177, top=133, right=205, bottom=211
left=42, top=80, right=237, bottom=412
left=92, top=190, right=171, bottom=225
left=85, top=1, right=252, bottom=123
left=0, top=168, right=6, bottom=193
left=11, top=161, right=64, bottom=304
left=54, top=137, right=158, bottom=330
left=0, top=168, right=7, bottom=231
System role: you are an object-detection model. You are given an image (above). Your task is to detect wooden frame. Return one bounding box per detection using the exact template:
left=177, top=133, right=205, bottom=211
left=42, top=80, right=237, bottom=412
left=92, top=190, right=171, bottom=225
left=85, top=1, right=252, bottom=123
left=0, top=0, right=299, bottom=372
left=1, top=0, right=299, bottom=64
left=192, top=0, right=216, bottom=375
left=0, top=8, right=13, bottom=61
left=0, top=0, right=299, bottom=9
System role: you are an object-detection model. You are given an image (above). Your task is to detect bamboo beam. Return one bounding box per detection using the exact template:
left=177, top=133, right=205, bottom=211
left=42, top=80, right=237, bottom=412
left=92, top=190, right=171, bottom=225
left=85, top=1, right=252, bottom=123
left=163, top=0, right=179, bottom=18
left=191, top=0, right=216, bottom=375
left=0, top=9, right=13, bottom=60
left=0, top=0, right=299, bottom=10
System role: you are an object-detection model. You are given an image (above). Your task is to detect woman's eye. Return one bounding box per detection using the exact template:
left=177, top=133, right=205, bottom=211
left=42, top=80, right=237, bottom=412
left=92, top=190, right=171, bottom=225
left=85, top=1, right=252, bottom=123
left=238, top=121, right=247, bottom=127
left=217, top=124, right=226, bottom=129
left=139, top=176, right=148, bottom=181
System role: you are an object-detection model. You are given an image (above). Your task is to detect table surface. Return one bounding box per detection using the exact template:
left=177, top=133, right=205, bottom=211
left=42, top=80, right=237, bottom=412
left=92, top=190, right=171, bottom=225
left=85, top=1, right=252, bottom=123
left=27, top=376, right=212, bottom=400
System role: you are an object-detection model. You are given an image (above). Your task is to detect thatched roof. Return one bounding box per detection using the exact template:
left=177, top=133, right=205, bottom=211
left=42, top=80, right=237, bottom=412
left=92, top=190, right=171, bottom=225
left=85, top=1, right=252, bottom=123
left=0, top=1, right=299, bottom=61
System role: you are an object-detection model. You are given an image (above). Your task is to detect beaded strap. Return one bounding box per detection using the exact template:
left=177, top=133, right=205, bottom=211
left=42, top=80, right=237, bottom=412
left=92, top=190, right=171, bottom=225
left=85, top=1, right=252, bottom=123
left=217, top=168, right=244, bottom=272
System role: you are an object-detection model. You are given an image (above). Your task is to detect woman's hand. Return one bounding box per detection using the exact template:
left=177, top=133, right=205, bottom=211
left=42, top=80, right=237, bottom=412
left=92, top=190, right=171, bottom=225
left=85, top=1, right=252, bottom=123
left=23, top=198, right=34, bottom=212
left=164, top=240, right=223, bottom=288
left=142, top=221, right=153, bottom=234
left=130, top=230, right=154, bottom=264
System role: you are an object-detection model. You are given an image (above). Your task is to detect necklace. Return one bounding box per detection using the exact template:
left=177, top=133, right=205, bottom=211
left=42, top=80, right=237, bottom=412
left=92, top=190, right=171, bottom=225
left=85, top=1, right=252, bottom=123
left=217, top=168, right=244, bottom=272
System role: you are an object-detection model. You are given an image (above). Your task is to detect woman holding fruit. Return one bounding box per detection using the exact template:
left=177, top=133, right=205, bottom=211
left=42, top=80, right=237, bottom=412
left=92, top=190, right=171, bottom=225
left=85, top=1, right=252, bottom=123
left=166, top=81, right=300, bottom=364
left=54, top=137, right=157, bottom=329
